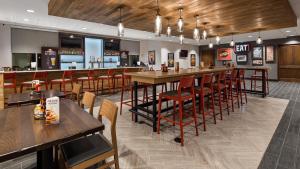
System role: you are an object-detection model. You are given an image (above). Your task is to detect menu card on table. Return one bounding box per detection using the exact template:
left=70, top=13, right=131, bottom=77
left=45, top=97, right=60, bottom=125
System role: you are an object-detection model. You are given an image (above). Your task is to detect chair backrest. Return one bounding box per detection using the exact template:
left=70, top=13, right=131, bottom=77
left=4, top=72, right=16, bottom=85
left=81, top=91, right=96, bottom=116
left=216, top=71, right=226, bottom=86
left=33, top=72, right=48, bottom=82
left=98, top=99, right=118, bottom=150
left=72, top=83, right=82, bottom=105
left=239, top=69, right=245, bottom=79
left=201, top=73, right=214, bottom=89
left=62, top=70, right=73, bottom=80
left=107, top=69, right=115, bottom=77
left=230, top=69, right=238, bottom=81
left=178, top=76, right=195, bottom=96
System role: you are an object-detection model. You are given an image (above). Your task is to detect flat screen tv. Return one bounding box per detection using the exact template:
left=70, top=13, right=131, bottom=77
left=180, top=50, right=188, bottom=57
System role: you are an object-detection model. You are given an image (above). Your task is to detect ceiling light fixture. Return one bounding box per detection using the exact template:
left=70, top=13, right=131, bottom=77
left=82, top=27, right=87, bottom=30
left=285, top=30, right=291, bottom=33
left=118, top=7, right=125, bottom=37
left=166, top=18, right=171, bottom=37
left=179, top=34, right=184, bottom=44
left=154, top=0, right=162, bottom=36
left=248, top=35, right=253, bottom=38
left=177, top=8, right=184, bottom=33
left=216, top=36, right=220, bottom=45
left=230, top=34, right=235, bottom=47
left=256, top=32, right=263, bottom=44
left=26, top=9, right=35, bottom=13
left=193, top=15, right=200, bottom=41
left=209, top=39, right=213, bottom=48
left=23, top=18, right=29, bottom=22
left=202, top=23, right=207, bottom=40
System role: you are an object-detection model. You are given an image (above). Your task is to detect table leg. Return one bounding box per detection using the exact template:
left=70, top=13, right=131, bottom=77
left=134, top=81, right=138, bottom=122
left=36, top=147, right=54, bottom=169
left=152, top=84, right=157, bottom=132
left=262, top=69, right=266, bottom=98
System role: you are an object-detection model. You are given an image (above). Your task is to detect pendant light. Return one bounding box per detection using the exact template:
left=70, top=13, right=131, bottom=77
left=166, top=18, right=172, bottom=37
left=193, top=15, right=200, bottom=41
left=177, top=8, right=184, bottom=33
left=209, top=39, right=213, bottom=48
left=117, top=7, right=124, bottom=37
left=216, top=36, right=220, bottom=45
left=256, top=32, right=263, bottom=44
left=154, top=0, right=162, bottom=36
left=202, top=24, right=207, bottom=40
left=179, top=34, right=184, bottom=44
left=230, top=34, right=235, bottom=47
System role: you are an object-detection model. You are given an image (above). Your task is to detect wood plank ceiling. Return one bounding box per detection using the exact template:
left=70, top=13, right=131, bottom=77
left=48, top=0, right=297, bottom=39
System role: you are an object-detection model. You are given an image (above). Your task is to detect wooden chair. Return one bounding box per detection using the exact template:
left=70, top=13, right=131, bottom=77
left=60, top=99, right=119, bottom=169
left=71, top=83, right=82, bottom=105
left=81, top=91, right=96, bottom=116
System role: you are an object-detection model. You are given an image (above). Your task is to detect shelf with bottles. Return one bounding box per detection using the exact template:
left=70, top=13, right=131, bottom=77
left=104, top=50, right=120, bottom=56
left=59, top=48, right=84, bottom=55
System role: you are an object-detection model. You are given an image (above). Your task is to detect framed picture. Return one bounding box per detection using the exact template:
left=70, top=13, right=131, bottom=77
left=265, top=46, right=275, bottom=63
left=148, top=50, right=155, bottom=65
left=168, top=53, right=174, bottom=67
left=252, top=46, right=263, bottom=59
left=252, top=59, right=264, bottom=66
left=236, top=54, right=248, bottom=65
left=217, top=48, right=233, bottom=61
left=190, top=54, right=196, bottom=66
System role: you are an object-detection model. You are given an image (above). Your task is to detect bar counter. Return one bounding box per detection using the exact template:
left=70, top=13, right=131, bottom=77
left=0, top=67, right=142, bottom=109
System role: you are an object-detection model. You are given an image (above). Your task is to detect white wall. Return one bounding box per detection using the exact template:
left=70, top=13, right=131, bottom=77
left=120, top=40, right=140, bottom=55
left=0, top=24, right=12, bottom=67
left=11, top=28, right=59, bottom=53
left=140, top=40, right=199, bottom=69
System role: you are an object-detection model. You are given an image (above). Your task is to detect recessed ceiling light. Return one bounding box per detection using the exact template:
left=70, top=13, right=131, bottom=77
left=289, top=35, right=295, bottom=37
left=24, top=18, right=29, bottom=22
left=82, top=27, right=87, bottom=30
left=248, top=35, right=253, bottom=38
left=148, top=36, right=152, bottom=39
left=286, top=30, right=291, bottom=33
left=26, top=9, right=35, bottom=13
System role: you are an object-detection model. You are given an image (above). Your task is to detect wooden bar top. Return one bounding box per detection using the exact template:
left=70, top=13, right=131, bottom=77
left=125, top=67, right=231, bottom=84
left=0, top=67, right=141, bottom=74
left=0, top=99, right=104, bottom=162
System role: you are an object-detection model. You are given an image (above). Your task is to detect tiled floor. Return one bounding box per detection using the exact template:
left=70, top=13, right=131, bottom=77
left=258, top=81, right=300, bottom=169
left=0, top=81, right=297, bottom=169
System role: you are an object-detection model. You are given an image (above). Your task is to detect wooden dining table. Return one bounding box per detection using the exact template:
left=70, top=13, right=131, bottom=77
left=125, top=67, right=231, bottom=132
left=6, top=90, right=65, bottom=106
left=0, top=99, right=104, bottom=169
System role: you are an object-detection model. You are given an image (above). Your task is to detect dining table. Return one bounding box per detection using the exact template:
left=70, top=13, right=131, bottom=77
left=0, top=99, right=104, bottom=169
left=6, top=90, right=65, bottom=106
left=125, top=67, right=231, bottom=132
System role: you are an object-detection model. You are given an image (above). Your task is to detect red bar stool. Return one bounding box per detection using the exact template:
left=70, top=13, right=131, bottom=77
left=76, top=70, right=96, bottom=92
left=50, top=70, right=74, bottom=94
left=157, top=76, right=198, bottom=146
left=250, top=70, right=269, bottom=94
left=226, top=69, right=240, bottom=112
left=195, top=73, right=216, bottom=131
left=97, top=69, right=115, bottom=94
left=213, top=71, right=230, bottom=120
left=4, top=72, right=17, bottom=93
left=20, top=72, right=48, bottom=93
left=238, top=69, right=248, bottom=105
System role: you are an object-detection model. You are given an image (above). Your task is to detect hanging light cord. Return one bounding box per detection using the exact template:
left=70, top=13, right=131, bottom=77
left=156, top=0, right=160, bottom=15
left=119, top=7, right=122, bottom=22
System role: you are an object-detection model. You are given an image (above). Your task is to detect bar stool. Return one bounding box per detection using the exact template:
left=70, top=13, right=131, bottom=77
left=77, top=70, right=96, bottom=92
left=97, top=69, right=115, bottom=94
left=195, top=73, right=216, bottom=131
left=20, top=72, right=48, bottom=93
left=238, top=69, right=248, bottom=105
left=226, top=69, right=240, bottom=112
left=50, top=70, right=74, bottom=94
left=157, top=76, right=198, bottom=146
left=213, top=71, right=229, bottom=120
left=250, top=70, right=269, bottom=94
left=4, top=72, right=17, bottom=93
